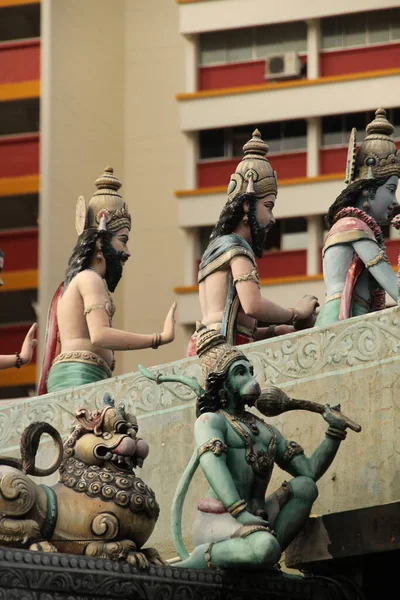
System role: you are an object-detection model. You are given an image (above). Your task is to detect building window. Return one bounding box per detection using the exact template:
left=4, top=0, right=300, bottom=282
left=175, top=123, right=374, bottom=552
left=321, top=110, right=399, bottom=147
left=199, top=121, right=307, bottom=161
left=321, top=8, right=400, bottom=50
left=198, top=130, right=225, bottom=160
left=199, top=21, right=306, bottom=66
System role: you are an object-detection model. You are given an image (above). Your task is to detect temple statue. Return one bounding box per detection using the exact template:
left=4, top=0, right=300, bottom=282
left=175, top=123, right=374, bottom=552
left=38, top=167, right=176, bottom=394
left=316, top=108, right=399, bottom=326
left=140, top=326, right=360, bottom=570
left=0, top=249, right=37, bottom=371
left=187, top=129, right=318, bottom=356
left=0, top=394, right=163, bottom=568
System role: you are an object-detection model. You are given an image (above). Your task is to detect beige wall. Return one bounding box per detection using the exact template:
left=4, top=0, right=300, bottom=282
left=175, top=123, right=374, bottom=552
left=39, top=0, right=125, bottom=356
left=39, top=0, right=187, bottom=373
left=120, top=0, right=187, bottom=375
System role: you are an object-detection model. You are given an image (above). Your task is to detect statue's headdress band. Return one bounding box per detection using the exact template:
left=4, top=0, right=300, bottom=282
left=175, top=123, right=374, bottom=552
left=196, top=325, right=248, bottom=381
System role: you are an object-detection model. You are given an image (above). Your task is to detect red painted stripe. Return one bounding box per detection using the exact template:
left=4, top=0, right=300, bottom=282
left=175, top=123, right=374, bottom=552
left=257, top=249, right=308, bottom=279
left=0, top=228, right=38, bottom=270
left=198, top=153, right=307, bottom=188
left=385, top=239, right=400, bottom=266
left=320, top=43, right=400, bottom=78
left=320, top=147, right=348, bottom=176
left=199, top=56, right=307, bottom=91
left=0, top=40, right=40, bottom=84
left=0, top=134, right=39, bottom=177
left=0, top=323, right=37, bottom=363
left=198, top=44, right=400, bottom=91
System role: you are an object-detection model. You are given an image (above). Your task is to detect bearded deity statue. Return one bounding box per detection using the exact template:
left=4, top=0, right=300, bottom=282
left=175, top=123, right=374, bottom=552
left=317, top=108, right=400, bottom=326
left=187, top=129, right=318, bottom=357
left=140, top=327, right=361, bottom=571
left=38, top=167, right=176, bottom=394
left=0, top=395, right=163, bottom=568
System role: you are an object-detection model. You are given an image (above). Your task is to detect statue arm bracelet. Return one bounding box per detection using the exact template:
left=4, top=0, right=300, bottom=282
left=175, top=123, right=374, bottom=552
left=198, top=437, right=228, bottom=459
left=233, top=268, right=260, bottom=288
left=227, top=499, right=248, bottom=517
left=277, top=440, right=305, bottom=466
left=364, top=249, right=389, bottom=269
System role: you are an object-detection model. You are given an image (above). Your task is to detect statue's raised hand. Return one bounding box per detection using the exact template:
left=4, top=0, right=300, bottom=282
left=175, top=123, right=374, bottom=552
left=236, top=509, right=270, bottom=528
left=20, top=323, right=37, bottom=365
left=322, top=404, right=353, bottom=431
left=160, top=302, right=177, bottom=345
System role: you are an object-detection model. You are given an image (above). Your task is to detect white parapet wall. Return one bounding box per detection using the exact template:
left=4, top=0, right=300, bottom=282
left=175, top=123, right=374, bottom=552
left=0, top=307, right=399, bottom=558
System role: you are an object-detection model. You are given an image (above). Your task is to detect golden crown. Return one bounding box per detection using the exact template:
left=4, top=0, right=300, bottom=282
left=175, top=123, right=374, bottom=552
left=75, top=166, right=131, bottom=235
left=227, top=129, right=278, bottom=202
left=345, top=108, right=400, bottom=184
left=196, top=326, right=248, bottom=381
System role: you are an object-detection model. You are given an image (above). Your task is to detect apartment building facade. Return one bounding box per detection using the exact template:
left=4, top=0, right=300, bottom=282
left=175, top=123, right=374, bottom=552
left=175, top=0, right=400, bottom=332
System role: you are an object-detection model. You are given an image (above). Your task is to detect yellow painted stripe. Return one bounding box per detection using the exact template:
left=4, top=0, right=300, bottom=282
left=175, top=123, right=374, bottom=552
left=0, top=363, right=36, bottom=388
left=0, top=80, right=40, bottom=102
left=177, top=68, right=400, bottom=101
left=175, top=172, right=344, bottom=198
left=0, top=174, right=39, bottom=196
left=0, top=0, right=39, bottom=7
left=2, top=269, right=38, bottom=291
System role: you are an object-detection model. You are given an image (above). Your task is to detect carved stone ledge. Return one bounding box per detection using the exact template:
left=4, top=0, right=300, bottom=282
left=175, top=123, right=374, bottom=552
left=0, top=547, right=351, bottom=600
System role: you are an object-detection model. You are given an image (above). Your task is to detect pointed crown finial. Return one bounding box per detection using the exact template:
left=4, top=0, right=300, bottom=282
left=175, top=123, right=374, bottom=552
left=243, top=128, right=269, bottom=156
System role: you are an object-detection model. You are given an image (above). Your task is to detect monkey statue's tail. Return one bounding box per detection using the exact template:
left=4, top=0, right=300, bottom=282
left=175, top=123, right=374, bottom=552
left=0, top=422, right=63, bottom=477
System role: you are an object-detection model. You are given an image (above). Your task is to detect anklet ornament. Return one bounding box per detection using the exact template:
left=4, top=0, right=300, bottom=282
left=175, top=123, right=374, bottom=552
left=204, top=542, right=216, bottom=569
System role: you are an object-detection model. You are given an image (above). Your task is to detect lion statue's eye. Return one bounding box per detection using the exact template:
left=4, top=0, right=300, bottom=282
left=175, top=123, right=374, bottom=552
left=116, top=422, right=128, bottom=434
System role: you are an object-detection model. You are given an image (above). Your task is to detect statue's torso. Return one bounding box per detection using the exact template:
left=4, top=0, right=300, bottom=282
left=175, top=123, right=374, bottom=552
left=57, top=274, right=115, bottom=367
left=322, top=244, right=374, bottom=302
left=207, top=413, right=276, bottom=512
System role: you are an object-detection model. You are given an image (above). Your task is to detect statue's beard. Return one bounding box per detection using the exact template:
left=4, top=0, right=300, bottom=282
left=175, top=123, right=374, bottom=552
left=248, top=203, right=269, bottom=258
left=101, top=238, right=129, bottom=292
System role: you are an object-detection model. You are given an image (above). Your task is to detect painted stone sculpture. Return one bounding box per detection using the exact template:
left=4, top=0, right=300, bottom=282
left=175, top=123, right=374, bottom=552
left=38, top=166, right=176, bottom=394
left=0, top=248, right=37, bottom=371
left=141, top=326, right=360, bottom=570
left=187, top=129, right=318, bottom=356
left=317, top=108, right=400, bottom=326
left=0, top=395, right=162, bottom=568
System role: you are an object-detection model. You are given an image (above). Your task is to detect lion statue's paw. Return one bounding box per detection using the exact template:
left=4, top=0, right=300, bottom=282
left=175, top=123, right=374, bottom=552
left=0, top=517, right=40, bottom=545
left=141, top=547, right=166, bottom=566
left=85, top=539, right=136, bottom=561
left=29, top=540, right=58, bottom=553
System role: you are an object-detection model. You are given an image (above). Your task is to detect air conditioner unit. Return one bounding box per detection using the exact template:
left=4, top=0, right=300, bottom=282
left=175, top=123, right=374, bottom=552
left=265, top=51, right=302, bottom=80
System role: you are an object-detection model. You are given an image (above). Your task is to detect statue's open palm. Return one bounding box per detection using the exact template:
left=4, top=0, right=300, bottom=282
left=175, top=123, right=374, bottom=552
left=20, top=323, right=38, bottom=365
left=161, top=302, right=177, bottom=345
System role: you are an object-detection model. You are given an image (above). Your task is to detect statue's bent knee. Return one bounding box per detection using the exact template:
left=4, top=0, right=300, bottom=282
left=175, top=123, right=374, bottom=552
left=289, top=476, right=318, bottom=503
left=246, top=532, right=281, bottom=567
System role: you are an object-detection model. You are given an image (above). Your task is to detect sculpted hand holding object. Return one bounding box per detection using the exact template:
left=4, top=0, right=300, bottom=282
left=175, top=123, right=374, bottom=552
left=140, top=327, right=361, bottom=571
left=317, top=109, right=400, bottom=326
left=0, top=250, right=37, bottom=371
left=38, top=167, right=176, bottom=394
left=0, top=394, right=162, bottom=568
left=187, top=129, right=319, bottom=356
